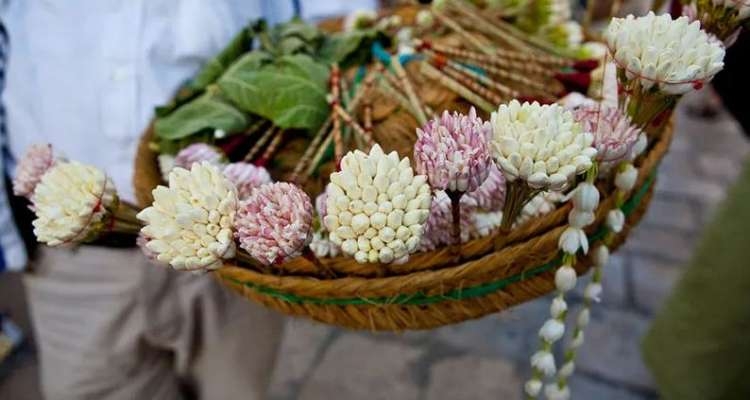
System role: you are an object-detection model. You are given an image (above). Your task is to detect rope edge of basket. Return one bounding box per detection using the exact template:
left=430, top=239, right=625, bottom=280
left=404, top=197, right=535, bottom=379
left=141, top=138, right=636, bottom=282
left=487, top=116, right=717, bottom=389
left=221, top=171, right=656, bottom=307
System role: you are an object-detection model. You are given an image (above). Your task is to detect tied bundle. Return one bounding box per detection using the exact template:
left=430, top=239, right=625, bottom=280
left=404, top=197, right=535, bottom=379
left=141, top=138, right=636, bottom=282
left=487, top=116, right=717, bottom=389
left=13, top=145, right=142, bottom=246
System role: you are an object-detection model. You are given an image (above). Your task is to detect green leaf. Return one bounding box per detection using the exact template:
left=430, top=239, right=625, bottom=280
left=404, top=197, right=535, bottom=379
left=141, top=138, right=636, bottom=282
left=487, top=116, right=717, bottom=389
left=190, top=26, right=254, bottom=90
left=154, top=93, right=248, bottom=140
left=218, top=54, right=330, bottom=131
left=319, top=29, right=383, bottom=68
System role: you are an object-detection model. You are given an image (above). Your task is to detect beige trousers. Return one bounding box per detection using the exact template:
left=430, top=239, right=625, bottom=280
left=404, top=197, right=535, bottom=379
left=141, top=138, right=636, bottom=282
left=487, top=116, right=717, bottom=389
left=23, top=246, right=284, bottom=400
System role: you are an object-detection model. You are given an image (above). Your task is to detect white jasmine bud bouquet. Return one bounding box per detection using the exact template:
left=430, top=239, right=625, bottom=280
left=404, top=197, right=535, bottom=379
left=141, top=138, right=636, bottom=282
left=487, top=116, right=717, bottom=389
left=605, top=12, right=725, bottom=128
left=694, top=0, right=750, bottom=42
left=490, top=100, right=596, bottom=233
left=31, top=161, right=141, bottom=246
left=137, top=162, right=237, bottom=272
left=325, top=145, right=431, bottom=264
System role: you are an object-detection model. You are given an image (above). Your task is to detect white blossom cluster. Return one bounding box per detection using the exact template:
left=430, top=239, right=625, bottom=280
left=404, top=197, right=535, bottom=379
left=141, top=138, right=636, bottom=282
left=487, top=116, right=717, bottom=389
left=325, top=145, right=431, bottom=264
left=32, top=162, right=118, bottom=246
left=491, top=100, right=596, bottom=191
left=137, top=162, right=237, bottom=272
left=605, top=12, right=725, bottom=95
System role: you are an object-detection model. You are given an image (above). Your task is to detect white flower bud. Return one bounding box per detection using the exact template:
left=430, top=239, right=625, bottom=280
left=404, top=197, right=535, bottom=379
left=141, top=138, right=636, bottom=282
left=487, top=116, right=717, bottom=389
left=559, top=361, right=575, bottom=378
left=550, top=296, right=568, bottom=318
left=571, top=330, right=584, bottom=348
left=606, top=209, right=625, bottom=233
left=491, top=100, right=596, bottom=190
left=584, top=282, right=603, bottom=303
left=577, top=309, right=590, bottom=328
left=631, top=133, right=648, bottom=159
left=615, top=164, right=638, bottom=192
left=559, top=226, right=589, bottom=254
left=539, top=319, right=566, bottom=343
left=531, top=351, right=557, bottom=377
left=545, top=383, right=571, bottom=400
left=525, top=379, right=543, bottom=397
left=555, top=265, right=577, bottom=292
left=592, top=245, right=610, bottom=267
left=572, top=182, right=600, bottom=212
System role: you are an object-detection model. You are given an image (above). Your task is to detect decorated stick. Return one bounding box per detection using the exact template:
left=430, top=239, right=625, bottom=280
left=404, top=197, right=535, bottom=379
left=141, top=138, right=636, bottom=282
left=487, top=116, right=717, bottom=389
left=432, top=60, right=505, bottom=105
left=418, top=39, right=570, bottom=68
left=244, top=126, right=277, bottom=163
left=305, top=130, right=334, bottom=177
left=444, top=2, right=534, bottom=54
left=256, top=130, right=284, bottom=167
left=334, top=105, right=374, bottom=147
left=329, top=64, right=345, bottom=165
left=424, top=49, right=519, bottom=99
left=419, top=62, right=494, bottom=113
left=431, top=10, right=494, bottom=55
left=389, top=56, right=428, bottom=126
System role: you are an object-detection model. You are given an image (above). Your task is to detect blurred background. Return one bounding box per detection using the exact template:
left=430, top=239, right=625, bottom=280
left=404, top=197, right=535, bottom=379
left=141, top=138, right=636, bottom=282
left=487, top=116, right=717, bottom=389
left=2, top=0, right=749, bottom=399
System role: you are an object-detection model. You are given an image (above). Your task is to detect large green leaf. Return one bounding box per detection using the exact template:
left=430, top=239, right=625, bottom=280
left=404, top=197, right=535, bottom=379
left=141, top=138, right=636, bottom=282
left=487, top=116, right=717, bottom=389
left=319, top=29, right=384, bottom=68
left=154, top=93, right=248, bottom=140
left=218, top=54, right=329, bottom=131
left=190, top=27, right=254, bottom=90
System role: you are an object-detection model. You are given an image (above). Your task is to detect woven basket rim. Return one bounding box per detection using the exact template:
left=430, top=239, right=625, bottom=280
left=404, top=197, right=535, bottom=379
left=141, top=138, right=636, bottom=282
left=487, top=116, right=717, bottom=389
left=219, top=173, right=653, bottom=306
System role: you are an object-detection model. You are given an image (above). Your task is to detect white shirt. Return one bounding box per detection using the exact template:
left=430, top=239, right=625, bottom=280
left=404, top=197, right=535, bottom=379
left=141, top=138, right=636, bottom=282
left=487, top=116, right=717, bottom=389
left=2, top=0, right=374, bottom=201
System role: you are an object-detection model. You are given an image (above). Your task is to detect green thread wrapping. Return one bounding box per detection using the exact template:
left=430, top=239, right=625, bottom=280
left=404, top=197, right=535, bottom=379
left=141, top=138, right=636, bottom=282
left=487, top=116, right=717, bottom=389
left=225, top=173, right=657, bottom=306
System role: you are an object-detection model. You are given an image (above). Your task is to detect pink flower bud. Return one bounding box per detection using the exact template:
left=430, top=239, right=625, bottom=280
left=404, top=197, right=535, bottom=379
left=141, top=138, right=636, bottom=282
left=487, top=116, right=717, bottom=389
left=174, top=143, right=225, bottom=170
left=223, top=162, right=272, bottom=200
left=13, top=143, right=57, bottom=198
left=235, top=182, right=313, bottom=266
left=414, top=107, right=492, bottom=193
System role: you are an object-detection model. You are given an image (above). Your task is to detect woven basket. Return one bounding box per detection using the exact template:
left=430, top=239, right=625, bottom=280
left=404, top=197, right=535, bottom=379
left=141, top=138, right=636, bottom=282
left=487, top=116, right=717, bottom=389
left=133, top=6, right=672, bottom=331
left=134, top=117, right=669, bottom=331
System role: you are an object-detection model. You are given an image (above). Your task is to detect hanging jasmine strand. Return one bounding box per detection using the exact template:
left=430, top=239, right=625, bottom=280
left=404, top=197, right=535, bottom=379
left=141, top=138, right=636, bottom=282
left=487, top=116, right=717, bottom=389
left=525, top=164, right=600, bottom=400
left=551, top=162, right=638, bottom=398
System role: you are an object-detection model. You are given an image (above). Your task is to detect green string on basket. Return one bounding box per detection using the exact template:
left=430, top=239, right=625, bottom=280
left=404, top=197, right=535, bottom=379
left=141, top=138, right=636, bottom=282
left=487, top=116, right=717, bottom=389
left=225, top=172, right=657, bottom=306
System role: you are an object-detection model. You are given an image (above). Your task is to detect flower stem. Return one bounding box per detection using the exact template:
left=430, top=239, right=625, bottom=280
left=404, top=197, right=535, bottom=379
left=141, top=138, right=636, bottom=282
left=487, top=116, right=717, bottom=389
left=495, top=181, right=537, bottom=250
left=446, top=190, right=463, bottom=256
left=303, top=247, right=337, bottom=278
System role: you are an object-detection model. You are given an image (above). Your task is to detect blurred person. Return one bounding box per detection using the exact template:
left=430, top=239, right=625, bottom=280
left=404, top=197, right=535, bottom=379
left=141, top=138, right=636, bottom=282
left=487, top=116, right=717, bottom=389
left=1, top=1, right=373, bottom=399
left=643, top=3, right=750, bottom=399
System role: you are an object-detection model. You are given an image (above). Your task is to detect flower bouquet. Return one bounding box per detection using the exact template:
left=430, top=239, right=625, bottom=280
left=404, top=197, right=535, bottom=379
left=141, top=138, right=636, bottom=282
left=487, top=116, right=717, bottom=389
left=687, top=0, right=750, bottom=43
left=13, top=144, right=142, bottom=247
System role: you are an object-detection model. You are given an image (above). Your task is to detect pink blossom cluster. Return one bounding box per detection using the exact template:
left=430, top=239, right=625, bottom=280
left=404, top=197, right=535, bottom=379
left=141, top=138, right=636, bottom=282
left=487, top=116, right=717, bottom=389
left=174, top=143, right=225, bottom=170
left=223, top=162, right=272, bottom=199
left=414, top=107, right=492, bottom=194
left=235, top=182, right=314, bottom=266
left=573, top=105, right=640, bottom=163
left=13, top=143, right=57, bottom=198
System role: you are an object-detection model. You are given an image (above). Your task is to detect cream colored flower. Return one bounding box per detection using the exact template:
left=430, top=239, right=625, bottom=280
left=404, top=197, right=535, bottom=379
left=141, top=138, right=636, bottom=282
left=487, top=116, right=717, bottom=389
left=525, top=379, right=543, bottom=397
left=539, top=319, right=565, bottom=342
left=32, top=162, right=117, bottom=246
left=605, top=12, right=725, bottom=95
left=615, top=164, right=638, bottom=192
left=544, top=383, right=571, bottom=400
left=137, top=162, right=237, bottom=272
left=491, top=100, right=597, bottom=191
left=531, top=351, right=557, bottom=377
left=606, top=209, right=625, bottom=233
left=554, top=264, right=577, bottom=292
left=325, top=145, right=431, bottom=264
left=559, top=361, right=575, bottom=378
